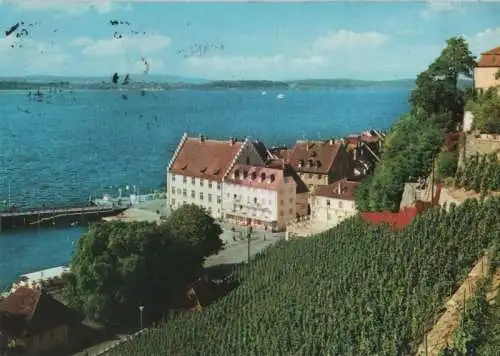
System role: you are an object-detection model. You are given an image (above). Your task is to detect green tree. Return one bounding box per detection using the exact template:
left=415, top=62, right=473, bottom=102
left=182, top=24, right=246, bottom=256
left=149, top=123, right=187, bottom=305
left=465, top=87, right=500, bottom=133
left=64, top=217, right=214, bottom=325
left=164, top=204, right=224, bottom=260
left=435, top=151, right=458, bottom=182
left=411, top=36, right=476, bottom=129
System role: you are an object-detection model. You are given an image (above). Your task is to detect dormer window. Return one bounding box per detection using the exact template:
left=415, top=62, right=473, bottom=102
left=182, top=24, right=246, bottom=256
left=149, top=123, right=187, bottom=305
left=316, top=161, right=322, bottom=168
left=260, top=172, right=266, bottom=182
left=234, top=169, right=240, bottom=179
left=243, top=170, right=248, bottom=179
left=310, top=151, right=317, bottom=157
left=270, top=174, right=275, bottom=182
left=308, top=159, right=313, bottom=167
left=251, top=172, right=257, bottom=180
left=298, top=159, right=304, bottom=168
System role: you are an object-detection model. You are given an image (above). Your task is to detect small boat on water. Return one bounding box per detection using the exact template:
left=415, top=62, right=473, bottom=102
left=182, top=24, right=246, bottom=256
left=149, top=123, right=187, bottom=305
left=277, top=93, right=285, bottom=99
left=261, top=91, right=267, bottom=95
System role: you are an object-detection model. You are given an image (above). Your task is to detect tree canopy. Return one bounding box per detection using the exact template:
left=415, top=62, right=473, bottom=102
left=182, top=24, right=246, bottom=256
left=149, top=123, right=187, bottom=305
left=465, top=87, right=500, bottom=133
left=64, top=204, right=223, bottom=325
left=356, top=36, right=476, bottom=212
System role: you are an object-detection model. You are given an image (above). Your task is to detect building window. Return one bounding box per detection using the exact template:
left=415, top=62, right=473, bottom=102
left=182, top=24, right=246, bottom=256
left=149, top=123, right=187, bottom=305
left=308, top=174, right=313, bottom=178
left=254, top=197, right=258, bottom=204
left=317, top=174, right=322, bottom=179
left=288, top=208, right=293, bottom=214
left=338, top=201, right=343, bottom=209
left=208, top=207, right=213, bottom=214
left=183, top=176, right=187, bottom=183
left=233, top=194, right=237, bottom=199
left=183, top=189, right=187, bottom=197
left=217, top=196, right=222, bottom=204
left=280, top=199, right=284, bottom=205
left=280, top=210, right=284, bottom=217
left=246, top=156, right=250, bottom=165
left=308, top=184, right=313, bottom=190
left=176, top=188, right=181, bottom=195
left=191, top=177, right=195, bottom=185
left=217, top=182, right=221, bottom=189
left=171, top=187, right=175, bottom=194
left=191, top=190, right=195, bottom=198
left=172, top=198, right=176, bottom=205
left=200, top=192, right=204, bottom=200
left=327, top=213, right=332, bottom=220
left=327, top=200, right=331, bottom=207
left=208, top=182, right=213, bottom=188
left=208, top=194, right=212, bottom=202
left=289, top=198, right=293, bottom=203
left=240, top=205, right=243, bottom=210
left=172, top=175, right=176, bottom=182
left=261, top=198, right=266, bottom=205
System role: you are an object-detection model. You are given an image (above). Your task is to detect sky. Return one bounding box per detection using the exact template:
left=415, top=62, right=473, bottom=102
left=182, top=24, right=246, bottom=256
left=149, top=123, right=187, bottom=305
left=0, top=0, right=499, bottom=81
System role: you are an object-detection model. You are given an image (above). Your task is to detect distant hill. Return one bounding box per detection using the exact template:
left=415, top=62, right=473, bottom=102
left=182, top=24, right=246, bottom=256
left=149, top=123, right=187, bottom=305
left=0, top=74, right=209, bottom=84
left=0, top=76, right=474, bottom=91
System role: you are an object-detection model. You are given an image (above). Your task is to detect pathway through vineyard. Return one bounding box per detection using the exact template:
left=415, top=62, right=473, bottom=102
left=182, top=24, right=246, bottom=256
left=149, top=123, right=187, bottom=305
left=416, top=252, right=500, bottom=355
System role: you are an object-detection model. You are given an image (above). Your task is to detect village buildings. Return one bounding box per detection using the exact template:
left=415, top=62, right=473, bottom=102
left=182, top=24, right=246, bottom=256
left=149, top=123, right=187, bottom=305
left=310, top=179, right=360, bottom=228
left=474, top=46, right=500, bottom=91
left=166, top=132, right=383, bottom=232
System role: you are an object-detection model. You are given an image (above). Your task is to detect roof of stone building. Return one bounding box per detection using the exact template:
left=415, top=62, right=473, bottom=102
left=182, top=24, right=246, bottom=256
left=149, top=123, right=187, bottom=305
left=170, top=136, right=243, bottom=181
left=312, top=179, right=360, bottom=201
left=288, top=140, right=342, bottom=174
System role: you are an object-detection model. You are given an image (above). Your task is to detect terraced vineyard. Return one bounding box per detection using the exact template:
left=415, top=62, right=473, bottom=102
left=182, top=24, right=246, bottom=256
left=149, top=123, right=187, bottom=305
left=109, top=197, right=500, bottom=356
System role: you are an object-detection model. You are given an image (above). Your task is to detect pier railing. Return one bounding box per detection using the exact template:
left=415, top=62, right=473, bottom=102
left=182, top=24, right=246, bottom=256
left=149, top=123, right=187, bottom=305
left=0, top=205, right=123, bottom=218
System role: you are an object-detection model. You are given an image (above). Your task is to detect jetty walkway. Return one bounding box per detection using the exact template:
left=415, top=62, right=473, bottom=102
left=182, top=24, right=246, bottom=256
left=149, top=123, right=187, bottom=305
left=0, top=205, right=127, bottom=232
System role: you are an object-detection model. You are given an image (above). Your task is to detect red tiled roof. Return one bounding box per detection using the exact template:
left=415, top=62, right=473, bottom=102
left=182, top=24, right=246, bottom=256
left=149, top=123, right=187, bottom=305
left=170, top=136, right=243, bottom=181
left=360, top=206, right=425, bottom=230
left=288, top=140, right=342, bottom=174
left=313, top=179, right=360, bottom=201
left=0, top=286, right=82, bottom=338
left=224, top=164, right=291, bottom=191
left=481, top=46, right=500, bottom=55
left=477, top=46, right=500, bottom=67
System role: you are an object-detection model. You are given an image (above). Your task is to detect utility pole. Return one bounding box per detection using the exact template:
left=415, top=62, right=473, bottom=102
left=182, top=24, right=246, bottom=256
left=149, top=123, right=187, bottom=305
left=139, top=305, right=144, bottom=330
left=247, top=225, right=252, bottom=263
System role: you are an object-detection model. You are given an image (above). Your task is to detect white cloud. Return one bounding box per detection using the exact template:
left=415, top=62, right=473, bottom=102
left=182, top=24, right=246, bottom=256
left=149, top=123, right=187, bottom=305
left=184, top=54, right=327, bottom=80
left=467, top=27, right=500, bottom=56
left=73, top=34, right=171, bottom=57
left=420, top=1, right=467, bottom=19
left=313, top=30, right=388, bottom=52
left=9, top=0, right=132, bottom=15
left=0, top=38, right=72, bottom=75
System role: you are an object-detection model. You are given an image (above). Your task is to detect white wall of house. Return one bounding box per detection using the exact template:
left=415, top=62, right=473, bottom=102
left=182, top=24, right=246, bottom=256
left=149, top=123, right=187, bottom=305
left=223, top=184, right=278, bottom=222
left=222, top=178, right=296, bottom=230
left=167, top=174, right=223, bottom=219
left=311, top=196, right=357, bottom=227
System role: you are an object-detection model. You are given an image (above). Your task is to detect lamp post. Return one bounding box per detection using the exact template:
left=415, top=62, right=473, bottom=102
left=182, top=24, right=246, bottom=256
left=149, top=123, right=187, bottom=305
left=247, top=225, right=253, bottom=263
left=138, top=305, right=144, bottom=330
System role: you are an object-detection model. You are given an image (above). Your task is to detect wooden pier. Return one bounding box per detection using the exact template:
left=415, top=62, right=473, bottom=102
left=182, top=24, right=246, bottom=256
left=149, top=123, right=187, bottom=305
left=0, top=205, right=128, bottom=232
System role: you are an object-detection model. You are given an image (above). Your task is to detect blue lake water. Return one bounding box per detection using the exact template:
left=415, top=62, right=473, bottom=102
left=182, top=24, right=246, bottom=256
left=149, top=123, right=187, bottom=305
left=0, top=88, right=410, bottom=289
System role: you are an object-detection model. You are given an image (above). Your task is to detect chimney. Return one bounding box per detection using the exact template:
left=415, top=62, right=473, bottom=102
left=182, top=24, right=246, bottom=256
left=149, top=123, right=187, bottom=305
left=337, top=182, right=341, bottom=195
left=353, top=147, right=357, bottom=161
left=199, top=134, right=205, bottom=142
left=329, top=139, right=334, bottom=145
left=306, top=142, right=310, bottom=152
